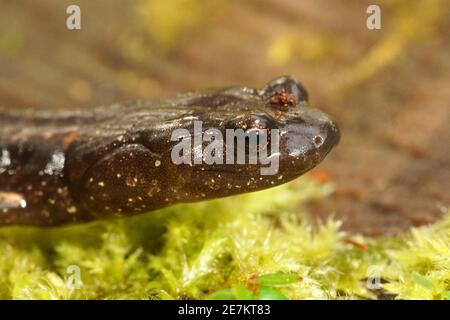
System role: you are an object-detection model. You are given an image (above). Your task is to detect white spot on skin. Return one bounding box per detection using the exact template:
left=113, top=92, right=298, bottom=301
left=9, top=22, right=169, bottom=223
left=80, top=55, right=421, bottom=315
left=116, top=174, right=121, bottom=178
left=0, top=149, right=11, bottom=174
left=67, top=206, right=77, bottom=214
left=154, top=160, right=161, bottom=167
left=147, top=180, right=160, bottom=197
left=126, top=177, right=137, bottom=187
left=98, top=181, right=105, bottom=187
left=44, top=151, right=65, bottom=176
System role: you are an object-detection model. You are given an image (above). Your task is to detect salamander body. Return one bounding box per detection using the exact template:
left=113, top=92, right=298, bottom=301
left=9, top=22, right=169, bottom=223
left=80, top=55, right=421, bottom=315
left=0, top=76, right=339, bottom=226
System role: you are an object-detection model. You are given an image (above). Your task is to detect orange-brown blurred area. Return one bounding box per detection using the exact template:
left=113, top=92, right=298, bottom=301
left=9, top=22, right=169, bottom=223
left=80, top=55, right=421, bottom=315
left=0, top=0, right=449, bottom=235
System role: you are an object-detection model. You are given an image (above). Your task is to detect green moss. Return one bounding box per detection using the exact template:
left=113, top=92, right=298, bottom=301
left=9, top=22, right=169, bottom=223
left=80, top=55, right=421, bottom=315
left=0, top=178, right=448, bottom=300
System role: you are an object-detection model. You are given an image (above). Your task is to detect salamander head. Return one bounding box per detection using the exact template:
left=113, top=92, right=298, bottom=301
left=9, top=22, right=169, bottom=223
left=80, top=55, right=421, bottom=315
left=260, top=76, right=340, bottom=179
left=176, top=76, right=340, bottom=197
left=69, top=76, right=340, bottom=219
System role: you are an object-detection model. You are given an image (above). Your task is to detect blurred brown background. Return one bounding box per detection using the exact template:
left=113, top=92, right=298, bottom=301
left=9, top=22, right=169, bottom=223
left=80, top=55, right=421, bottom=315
left=0, top=0, right=449, bottom=235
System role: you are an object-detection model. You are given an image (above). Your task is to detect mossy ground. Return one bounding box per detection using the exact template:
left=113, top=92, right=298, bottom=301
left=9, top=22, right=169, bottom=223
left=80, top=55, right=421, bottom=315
left=0, top=178, right=448, bottom=300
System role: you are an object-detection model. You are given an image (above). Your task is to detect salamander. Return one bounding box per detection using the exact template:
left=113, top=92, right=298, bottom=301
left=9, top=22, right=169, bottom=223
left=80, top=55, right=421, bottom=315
left=0, top=76, right=340, bottom=226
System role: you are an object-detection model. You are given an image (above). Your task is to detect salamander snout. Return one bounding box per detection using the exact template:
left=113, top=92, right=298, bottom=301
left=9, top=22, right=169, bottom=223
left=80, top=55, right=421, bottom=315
left=278, top=106, right=340, bottom=174
left=311, top=114, right=340, bottom=151
left=307, top=107, right=340, bottom=160
left=313, top=117, right=340, bottom=162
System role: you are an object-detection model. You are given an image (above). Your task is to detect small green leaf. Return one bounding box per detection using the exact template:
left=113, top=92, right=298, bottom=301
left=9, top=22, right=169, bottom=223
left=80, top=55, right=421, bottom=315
left=232, top=284, right=256, bottom=300
left=412, top=272, right=434, bottom=290
left=208, top=288, right=236, bottom=300
left=259, top=272, right=299, bottom=287
left=259, top=286, right=288, bottom=300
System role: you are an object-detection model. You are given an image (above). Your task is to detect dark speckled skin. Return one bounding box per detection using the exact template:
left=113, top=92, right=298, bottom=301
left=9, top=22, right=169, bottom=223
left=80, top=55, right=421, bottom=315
left=0, top=76, right=340, bottom=226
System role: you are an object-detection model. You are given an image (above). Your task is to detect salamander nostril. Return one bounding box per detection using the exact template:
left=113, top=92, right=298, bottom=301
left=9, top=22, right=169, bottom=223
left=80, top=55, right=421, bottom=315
left=314, top=135, right=324, bottom=147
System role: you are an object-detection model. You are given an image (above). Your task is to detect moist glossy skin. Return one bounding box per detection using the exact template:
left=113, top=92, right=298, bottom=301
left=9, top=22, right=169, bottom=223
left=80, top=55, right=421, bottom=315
left=0, top=76, right=340, bottom=226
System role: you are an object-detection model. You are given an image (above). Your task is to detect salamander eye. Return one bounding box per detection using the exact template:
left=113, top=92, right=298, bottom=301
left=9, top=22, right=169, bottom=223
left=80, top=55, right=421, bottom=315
left=225, top=114, right=276, bottom=131
left=260, top=76, right=309, bottom=103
